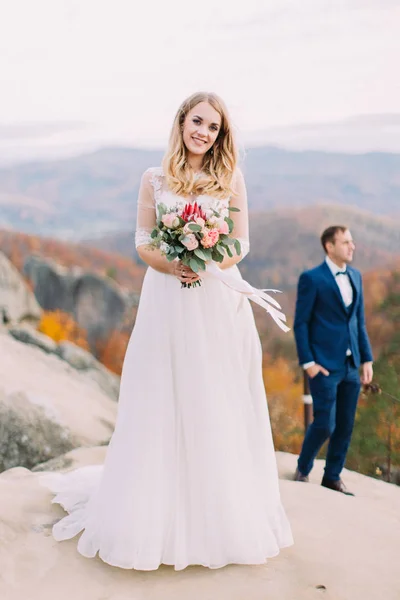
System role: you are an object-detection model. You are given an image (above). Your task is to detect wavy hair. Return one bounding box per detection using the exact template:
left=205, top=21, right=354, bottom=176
left=162, top=92, right=238, bottom=199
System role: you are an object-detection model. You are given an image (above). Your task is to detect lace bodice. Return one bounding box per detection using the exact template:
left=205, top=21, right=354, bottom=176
left=135, top=166, right=250, bottom=258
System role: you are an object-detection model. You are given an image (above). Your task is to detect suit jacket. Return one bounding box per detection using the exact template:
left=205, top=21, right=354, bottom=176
left=293, top=261, right=373, bottom=371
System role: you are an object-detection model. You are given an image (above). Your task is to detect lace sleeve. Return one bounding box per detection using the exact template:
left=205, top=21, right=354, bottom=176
left=135, top=170, right=156, bottom=249
left=231, top=168, right=250, bottom=258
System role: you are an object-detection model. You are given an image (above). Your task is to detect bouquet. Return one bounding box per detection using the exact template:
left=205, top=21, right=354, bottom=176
left=149, top=197, right=290, bottom=332
left=150, top=200, right=241, bottom=287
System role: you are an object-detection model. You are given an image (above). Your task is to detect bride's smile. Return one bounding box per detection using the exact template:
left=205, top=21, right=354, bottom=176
left=182, top=101, right=221, bottom=166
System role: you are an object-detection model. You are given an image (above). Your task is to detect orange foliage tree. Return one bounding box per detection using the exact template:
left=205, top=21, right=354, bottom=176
left=38, top=310, right=89, bottom=350
left=96, top=330, right=130, bottom=375
left=263, top=356, right=304, bottom=454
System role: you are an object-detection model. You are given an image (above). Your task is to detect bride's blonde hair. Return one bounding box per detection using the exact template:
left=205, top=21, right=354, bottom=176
left=162, top=92, right=238, bottom=199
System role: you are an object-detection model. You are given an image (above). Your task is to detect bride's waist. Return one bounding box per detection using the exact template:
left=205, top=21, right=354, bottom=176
left=147, top=264, right=241, bottom=279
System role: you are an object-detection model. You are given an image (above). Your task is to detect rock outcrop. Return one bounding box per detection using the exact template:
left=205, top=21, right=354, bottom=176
left=9, top=324, right=58, bottom=354
left=0, top=251, right=42, bottom=325
left=6, top=327, right=120, bottom=401
left=24, top=255, right=127, bottom=350
left=0, top=333, right=117, bottom=473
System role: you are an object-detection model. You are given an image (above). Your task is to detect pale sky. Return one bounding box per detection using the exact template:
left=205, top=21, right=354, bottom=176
left=1, top=0, right=400, bottom=161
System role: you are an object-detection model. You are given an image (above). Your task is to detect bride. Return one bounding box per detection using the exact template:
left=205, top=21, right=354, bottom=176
left=42, top=91, right=293, bottom=571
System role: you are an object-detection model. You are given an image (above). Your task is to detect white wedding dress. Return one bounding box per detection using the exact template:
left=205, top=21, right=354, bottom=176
left=42, top=167, right=293, bottom=571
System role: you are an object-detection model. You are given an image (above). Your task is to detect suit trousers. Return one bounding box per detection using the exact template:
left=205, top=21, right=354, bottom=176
left=297, top=358, right=361, bottom=480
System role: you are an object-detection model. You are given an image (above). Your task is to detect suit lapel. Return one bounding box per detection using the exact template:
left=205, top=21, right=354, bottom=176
left=346, top=268, right=359, bottom=317
left=320, top=261, right=348, bottom=315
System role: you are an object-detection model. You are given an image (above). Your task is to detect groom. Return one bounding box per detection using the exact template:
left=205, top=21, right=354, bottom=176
left=293, top=225, right=373, bottom=495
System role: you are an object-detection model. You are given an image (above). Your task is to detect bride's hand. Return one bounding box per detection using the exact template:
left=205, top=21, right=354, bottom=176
left=171, top=261, right=200, bottom=284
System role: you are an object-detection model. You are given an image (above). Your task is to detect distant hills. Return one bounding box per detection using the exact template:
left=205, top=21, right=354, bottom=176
left=0, top=146, right=399, bottom=240
left=84, top=203, right=400, bottom=290
left=0, top=148, right=162, bottom=239
left=241, top=203, right=400, bottom=288
left=1, top=144, right=399, bottom=292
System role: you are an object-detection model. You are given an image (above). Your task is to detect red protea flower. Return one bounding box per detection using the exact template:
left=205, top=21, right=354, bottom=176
left=181, top=201, right=207, bottom=223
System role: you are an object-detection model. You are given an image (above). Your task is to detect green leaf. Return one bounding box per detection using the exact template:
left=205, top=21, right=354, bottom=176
left=189, top=256, right=206, bottom=272
left=223, top=237, right=234, bottom=246
left=151, top=229, right=159, bottom=239
left=234, top=239, right=242, bottom=256
left=166, top=253, right=178, bottom=262
left=225, top=217, right=234, bottom=233
left=188, top=223, right=202, bottom=232
left=226, top=246, right=233, bottom=258
left=157, top=203, right=167, bottom=219
left=228, top=206, right=240, bottom=212
left=215, top=244, right=225, bottom=256
left=175, top=246, right=184, bottom=254
left=196, top=256, right=206, bottom=270
left=181, top=256, right=190, bottom=267
left=194, top=248, right=208, bottom=261
left=189, top=258, right=200, bottom=273
left=212, top=249, right=224, bottom=263
left=201, top=248, right=213, bottom=260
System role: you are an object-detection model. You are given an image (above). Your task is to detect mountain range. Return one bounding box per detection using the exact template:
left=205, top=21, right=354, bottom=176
left=0, top=146, right=399, bottom=241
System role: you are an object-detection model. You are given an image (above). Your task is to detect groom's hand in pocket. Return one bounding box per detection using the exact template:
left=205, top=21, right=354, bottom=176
left=307, top=364, right=330, bottom=379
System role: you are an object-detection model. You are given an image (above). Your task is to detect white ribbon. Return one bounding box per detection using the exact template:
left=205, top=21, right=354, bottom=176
left=205, top=262, right=290, bottom=333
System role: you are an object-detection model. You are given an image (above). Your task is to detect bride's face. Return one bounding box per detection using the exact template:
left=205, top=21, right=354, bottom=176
left=182, top=101, right=222, bottom=157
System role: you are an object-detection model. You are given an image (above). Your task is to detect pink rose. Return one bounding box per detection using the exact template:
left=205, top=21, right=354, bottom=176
left=195, top=217, right=205, bottom=227
left=182, top=233, right=199, bottom=251
left=216, top=218, right=229, bottom=235
left=184, top=218, right=205, bottom=234
left=162, top=213, right=179, bottom=229
left=201, top=230, right=220, bottom=248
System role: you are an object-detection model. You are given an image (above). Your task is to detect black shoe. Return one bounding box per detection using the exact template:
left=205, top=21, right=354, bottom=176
left=294, top=468, right=309, bottom=482
left=321, top=477, right=354, bottom=496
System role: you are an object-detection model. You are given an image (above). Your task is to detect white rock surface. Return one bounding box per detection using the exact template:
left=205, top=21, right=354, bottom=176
left=55, top=341, right=120, bottom=400
left=0, top=334, right=117, bottom=471
left=0, top=449, right=398, bottom=600
left=0, top=251, right=42, bottom=324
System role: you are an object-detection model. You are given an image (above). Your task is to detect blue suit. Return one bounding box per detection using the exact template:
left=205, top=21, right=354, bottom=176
left=293, top=260, right=373, bottom=480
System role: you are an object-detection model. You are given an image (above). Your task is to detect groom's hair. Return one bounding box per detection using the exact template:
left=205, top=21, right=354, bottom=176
left=321, top=225, right=348, bottom=253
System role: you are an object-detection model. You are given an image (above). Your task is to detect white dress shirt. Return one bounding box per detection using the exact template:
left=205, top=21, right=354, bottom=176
left=302, top=256, right=353, bottom=369
left=325, top=256, right=353, bottom=307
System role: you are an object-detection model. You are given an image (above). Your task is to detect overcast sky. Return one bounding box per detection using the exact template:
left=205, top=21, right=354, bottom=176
left=1, top=0, right=400, bottom=160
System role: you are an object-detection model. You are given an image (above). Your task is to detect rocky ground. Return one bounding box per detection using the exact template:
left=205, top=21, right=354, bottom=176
left=0, top=449, right=398, bottom=600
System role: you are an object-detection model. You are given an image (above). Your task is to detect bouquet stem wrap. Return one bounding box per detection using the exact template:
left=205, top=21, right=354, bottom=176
left=205, top=262, right=290, bottom=333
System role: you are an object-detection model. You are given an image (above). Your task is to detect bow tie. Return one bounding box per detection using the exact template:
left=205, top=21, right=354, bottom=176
left=336, top=270, right=347, bottom=277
